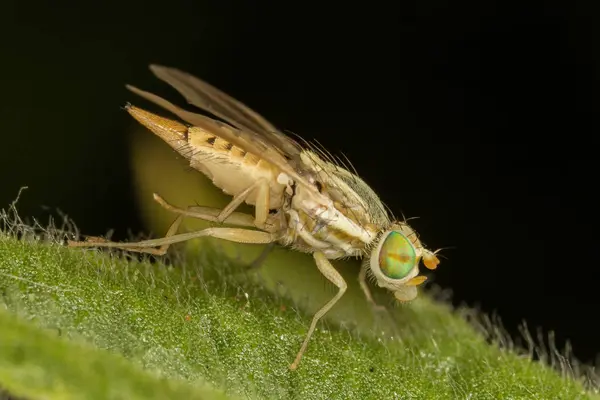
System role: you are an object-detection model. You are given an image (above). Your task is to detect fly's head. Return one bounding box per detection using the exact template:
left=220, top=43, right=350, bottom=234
left=368, top=222, right=440, bottom=302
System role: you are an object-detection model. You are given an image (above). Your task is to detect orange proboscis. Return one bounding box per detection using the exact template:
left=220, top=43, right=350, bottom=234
left=406, top=276, right=428, bottom=286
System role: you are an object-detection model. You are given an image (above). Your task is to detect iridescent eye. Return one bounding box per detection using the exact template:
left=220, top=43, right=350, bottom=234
left=378, top=231, right=417, bottom=279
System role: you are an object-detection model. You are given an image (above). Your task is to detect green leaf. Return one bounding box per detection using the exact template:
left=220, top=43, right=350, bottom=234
left=0, top=216, right=598, bottom=399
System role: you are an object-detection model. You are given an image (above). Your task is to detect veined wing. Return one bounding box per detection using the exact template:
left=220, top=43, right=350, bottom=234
left=149, top=65, right=301, bottom=158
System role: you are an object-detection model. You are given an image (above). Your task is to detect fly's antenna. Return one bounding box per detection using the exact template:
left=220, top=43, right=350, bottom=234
left=399, top=210, right=420, bottom=224
left=431, top=246, right=455, bottom=261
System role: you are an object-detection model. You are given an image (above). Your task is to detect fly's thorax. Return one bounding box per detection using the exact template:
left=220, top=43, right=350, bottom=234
left=280, top=206, right=362, bottom=259
left=277, top=183, right=376, bottom=259
left=367, top=222, right=440, bottom=302
left=288, top=182, right=378, bottom=248
left=298, top=150, right=391, bottom=227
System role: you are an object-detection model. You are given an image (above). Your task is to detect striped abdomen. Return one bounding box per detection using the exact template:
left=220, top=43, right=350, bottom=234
left=126, top=105, right=286, bottom=208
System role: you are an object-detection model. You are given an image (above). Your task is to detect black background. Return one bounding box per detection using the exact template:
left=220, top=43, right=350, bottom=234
left=2, top=1, right=599, bottom=365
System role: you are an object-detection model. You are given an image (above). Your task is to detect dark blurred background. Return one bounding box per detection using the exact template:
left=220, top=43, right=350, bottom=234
left=2, top=1, right=599, bottom=365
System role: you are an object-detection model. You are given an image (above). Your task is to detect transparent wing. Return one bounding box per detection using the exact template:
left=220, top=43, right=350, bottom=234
left=149, top=64, right=302, bottom=159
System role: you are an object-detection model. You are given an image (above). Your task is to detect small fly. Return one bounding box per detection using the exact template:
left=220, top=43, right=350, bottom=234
left=68, top=65, right=441, bottom=370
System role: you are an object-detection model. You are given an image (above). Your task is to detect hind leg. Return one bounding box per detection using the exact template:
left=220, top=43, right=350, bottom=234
left=68, top=192, right=275, bottom=255
left=69, top=225, right=277, bottom=255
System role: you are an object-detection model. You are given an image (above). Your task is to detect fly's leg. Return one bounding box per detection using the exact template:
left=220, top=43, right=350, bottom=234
left=68, top=211, right=186, bottom=256
left=216, top=178, right=271, bottom=230
left=358, top=263, right=402, bottom=338
left=358, top=262, right=388, bottom=313
left=68, top=226, right=277, bottom=255
left=68, top=194, right=271, bottom=255
left=289, top=252, right=347, bottom=371
left=68, top=172, right=272, bottom=254
left=152, top=193, right=274, bottom=230
left=153, top=193, right=278, bottom=267
left=248, top=242, right=276, bottom=269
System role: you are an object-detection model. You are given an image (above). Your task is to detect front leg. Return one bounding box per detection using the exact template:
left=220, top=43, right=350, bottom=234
left=289, top=252, right=347, bottom=370
left=358, top=262, right=388, bottom=312
left=358, top=262, right=405, bottom=340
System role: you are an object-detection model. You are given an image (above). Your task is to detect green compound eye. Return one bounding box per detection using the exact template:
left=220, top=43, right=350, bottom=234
left=378, top=231, right=417, bottom=279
